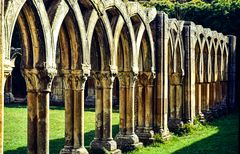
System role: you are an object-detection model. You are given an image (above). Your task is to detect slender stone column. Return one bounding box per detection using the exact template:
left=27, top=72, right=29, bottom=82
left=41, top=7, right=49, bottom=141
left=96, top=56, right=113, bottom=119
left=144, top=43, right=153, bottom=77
left=23, top=68, right=56, bottom=154
left=60, top=70, right=74, bottom=153
left=72, top=70, right=88, bottom=154
left=61, top=70, right=89, bottom=154
left=90, top=72, right=121, bottom=154
left=1, top=69, right=13, bottom=153
left=0, top=2, right=4, bottom=152
left=135, top=72, right=154, bottom=144
left=27, top=90, right=38, bottom=154
left=136, top=83, right=144, bottom=129
left=196, top=83, right=204, bottom=120
left=168, top=73, right=183, bottom=129
left=209, top=83, right=214, bottom=110
left=175, top=85, right=183, bottom=120
left=115, top=72, right=142, bottom=151
left=206, top=83, right=210, bottom=112
left=201, top=83, right=207, bottom=113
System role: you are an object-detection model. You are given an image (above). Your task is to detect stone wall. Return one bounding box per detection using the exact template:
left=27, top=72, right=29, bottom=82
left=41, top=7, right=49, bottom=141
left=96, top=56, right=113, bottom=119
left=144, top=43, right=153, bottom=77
left=0, top=0, right=236, bottom=154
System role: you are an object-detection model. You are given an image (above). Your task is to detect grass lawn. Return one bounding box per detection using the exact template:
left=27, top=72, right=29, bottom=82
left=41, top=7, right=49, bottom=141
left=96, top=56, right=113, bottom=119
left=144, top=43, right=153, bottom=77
left=4, top=104, right=239, bottom=154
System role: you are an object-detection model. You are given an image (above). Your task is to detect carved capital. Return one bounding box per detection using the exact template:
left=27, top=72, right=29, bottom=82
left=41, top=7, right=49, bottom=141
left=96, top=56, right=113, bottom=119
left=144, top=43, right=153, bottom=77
left=92, top=71, right=115, bottom=89
left=61, top=70, right=72, bottom=90
left=118, top=71, right=138, bottom=88
left=169, top=72, right=184, bottom=85
left=61, top=69, right=89, bottom=90
left=71, top=70, right=88, bottom=90
left=138, top=72, right=155, bottom=86
left=22, top=68, right=56, bottom=92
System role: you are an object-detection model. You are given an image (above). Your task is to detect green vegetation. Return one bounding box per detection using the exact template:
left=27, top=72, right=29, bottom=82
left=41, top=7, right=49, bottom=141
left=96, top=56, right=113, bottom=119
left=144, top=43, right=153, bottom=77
left=4, top=104, right=119, bottom=154
left=128, top=112, right=239, bottom=154
left=142, top=0, right=240, bottom=39
left=4, top=104, right=239, bottom=154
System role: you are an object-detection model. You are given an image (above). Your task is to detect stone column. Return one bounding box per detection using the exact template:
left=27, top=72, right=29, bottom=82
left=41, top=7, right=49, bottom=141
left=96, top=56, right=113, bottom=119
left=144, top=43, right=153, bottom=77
left=72, top=70, right=88, bottom=154
left=61, top=70, right=74, bottom=153
left=168, top=73, right=183, bottom=129
left=0, top=1, right=4, bottom=152
left=136, top=83, right=144, bottom=130
left=60, top=70, right=88, bottom=154
left=115, top=72, right=142, bottom=151
left=23, top=68, right=56, bottom=154
left=154, top=12, right=170, bottom=139
left=90, top=72, right=121, bottom=154
left=135, top=72, right=154, bottom=144
left=227, top=36, right=236, bottom=110
left=183, top=22, right=196, bottom=123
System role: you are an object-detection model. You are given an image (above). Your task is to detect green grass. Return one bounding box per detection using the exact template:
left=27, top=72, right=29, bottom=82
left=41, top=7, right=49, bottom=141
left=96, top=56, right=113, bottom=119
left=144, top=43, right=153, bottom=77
left=4, top=104, right=119, bottom=154
left=128, top=113, right=239, bottom=154
left=4, top=104, right=239, bottom=154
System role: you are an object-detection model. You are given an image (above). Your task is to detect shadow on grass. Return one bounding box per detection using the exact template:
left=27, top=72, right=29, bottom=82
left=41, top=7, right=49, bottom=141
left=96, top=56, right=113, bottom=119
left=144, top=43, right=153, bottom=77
left=4, top=125, right=120, bottom=154
left=173, top=112, right=239, bottom=154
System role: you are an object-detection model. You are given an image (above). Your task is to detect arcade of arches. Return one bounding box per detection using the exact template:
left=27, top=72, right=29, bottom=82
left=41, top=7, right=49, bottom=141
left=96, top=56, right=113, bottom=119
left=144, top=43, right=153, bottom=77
left=0, top=0, right=237, bottom=154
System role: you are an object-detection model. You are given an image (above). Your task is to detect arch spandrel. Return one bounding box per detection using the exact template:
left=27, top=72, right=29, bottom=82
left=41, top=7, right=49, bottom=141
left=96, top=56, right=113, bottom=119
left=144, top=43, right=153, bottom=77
left=49, top=0, right=69, bottom=64
left=128, top=6, right=156, bottom=73
left=5, top=0, right=57, bottom=70
left=85, top=10, right=114, bottom=72
left=103, top=0, right=138, bottom=72
left=4, top=0, right=26, bottom=59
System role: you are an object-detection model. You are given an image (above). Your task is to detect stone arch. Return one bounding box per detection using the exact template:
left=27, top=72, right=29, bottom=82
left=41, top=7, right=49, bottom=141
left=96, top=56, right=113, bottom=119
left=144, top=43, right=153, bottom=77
left=4, top=1, right=58, bottom=153
left=126, top=5, right=156, bottom=143
left=50, top=0, right=89, bottom=68
left=5, top=0, right=55, bottom=68
left=126, top=2, right=156, bottom=72
left=168, top=20, right=185, bottom=75
left=167, top=19, right=185, bottom=129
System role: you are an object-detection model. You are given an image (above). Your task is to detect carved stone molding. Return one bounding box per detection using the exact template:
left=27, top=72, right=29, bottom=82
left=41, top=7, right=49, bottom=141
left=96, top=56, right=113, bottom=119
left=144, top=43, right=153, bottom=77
left=118, top=71, right=138, bottom=88
left=22, top=68, right=57, bottom=92
left=169, top=72, right=184, bottom=85
left=61, top=69, right=89, bottom=90
left=91, top=71, right=115, bottom=89
left=138, top=72, right=155, bottom=86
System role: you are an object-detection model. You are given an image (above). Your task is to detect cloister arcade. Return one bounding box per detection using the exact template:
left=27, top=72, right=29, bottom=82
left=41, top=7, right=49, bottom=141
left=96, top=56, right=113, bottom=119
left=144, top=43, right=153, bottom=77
left=0, top=0, right=236, bottom=154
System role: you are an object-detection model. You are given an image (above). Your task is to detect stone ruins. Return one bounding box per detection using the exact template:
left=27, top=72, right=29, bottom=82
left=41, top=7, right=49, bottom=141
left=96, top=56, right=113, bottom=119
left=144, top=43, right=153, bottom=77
left=0, top=0, right=237, bottom=153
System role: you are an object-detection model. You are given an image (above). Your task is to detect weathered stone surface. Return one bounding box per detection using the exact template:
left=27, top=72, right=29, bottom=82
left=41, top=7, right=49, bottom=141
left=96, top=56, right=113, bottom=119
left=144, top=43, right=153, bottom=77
left=0, top=0, right=236, bottom=153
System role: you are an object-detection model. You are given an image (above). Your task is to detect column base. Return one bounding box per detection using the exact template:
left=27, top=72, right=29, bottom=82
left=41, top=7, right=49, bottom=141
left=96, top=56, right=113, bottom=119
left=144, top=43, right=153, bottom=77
left=90, top=139, right=121, bottom=154
left=202, top=110, right=214, bottom=122
left=160, top=130, right=171, bottom=141
left=197, top=112, right=206, bottom=123
left=60, top=146, right=89, bottom=154
left=211, top=106, right=220, bottom=118
left=135, top=127, right=154, bottom=145
left=60, top=146, right=73, bottom=154
left=168, top=118, right=183, bottom=131
left=154, top=128, right=171, bottom=141
left=72, top=147, right=89, bottom=154
left=115, top=133, right=143, bottom=151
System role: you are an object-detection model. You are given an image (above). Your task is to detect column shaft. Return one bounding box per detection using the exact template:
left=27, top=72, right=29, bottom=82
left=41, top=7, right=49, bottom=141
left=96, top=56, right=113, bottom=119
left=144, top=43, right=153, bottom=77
left=119, top=86, right=126, bottom=134
left=37, top=92, right=50, bottom=154
left=102, top=87, right=112, bottom=140
left=137, top=85, right=144, bottom=128
left=145, top=85, right=153, bottom=128
left=95, top=87, right=103, bottom=140
left=64, top=88, right=73, bottom=148
left=27, top=91, right=38, bottom=154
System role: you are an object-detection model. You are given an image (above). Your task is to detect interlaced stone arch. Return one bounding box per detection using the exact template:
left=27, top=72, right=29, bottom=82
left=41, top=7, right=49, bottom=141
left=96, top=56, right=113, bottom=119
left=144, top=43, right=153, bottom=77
left=167, top=19, right=185, bottom=129
left=0, top=0, right=237, bottom=153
